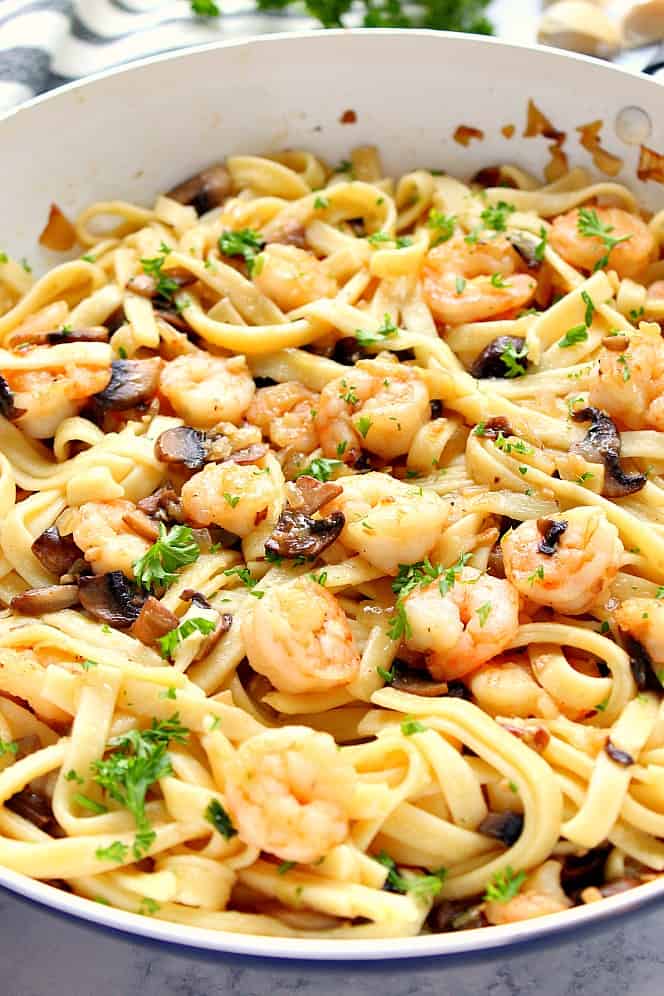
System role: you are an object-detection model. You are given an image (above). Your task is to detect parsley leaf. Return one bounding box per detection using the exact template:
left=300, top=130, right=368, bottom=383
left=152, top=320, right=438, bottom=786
left=0, top=739, right=18, bottom=757
left=558, top=324, right=589, bottom=348
left=377, top=665, right=396, bottom=684
left=313, top=195, right=329, bottom=209
left=95, top=841, right=129, bottom=863
left=481, top=201, right=515, bottom=232
left=427, top=210, right=456, bottom=246
left=191, top=0, right=220, bottom=13
left=205, top=798, right=237, bottom=839
left=490, top=272, right=511, bottom=288
left=158, top=617, right=216, bottom=659
left=218, top=228, right=265, bottom=276
left=133, top=523, right=201, bottom=591
left=140, top=243, right=179, bottom=302
left=476, top=602, right=492, bottom=627
left=401, top=717, right=427, bottom=735
left=355, top=312, right=398, bottom=347
left=374, top=851, right=446, bottom=900
left=484, top=865, right=526, bottom=903
left=577, top=208, right=632, bottom=271
left=501, top=340, right=528, bottom=378
left=581, top=290, right=595, bottom=327
left=92, top=715, right=188, bottom=859
left=357, top=415, right=373, bottom=438
left=296, top=456, right=343, bottom=482
left=534, top=226, right=547, bottom=262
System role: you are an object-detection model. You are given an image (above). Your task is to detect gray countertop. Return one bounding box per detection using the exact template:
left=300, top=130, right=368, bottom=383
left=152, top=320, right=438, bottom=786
left=2, top=884, right=664, bottom=996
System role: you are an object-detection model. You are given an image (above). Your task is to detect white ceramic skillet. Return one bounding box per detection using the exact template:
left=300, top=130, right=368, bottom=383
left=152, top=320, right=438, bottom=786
left=1, top=28, right=664, bottom=961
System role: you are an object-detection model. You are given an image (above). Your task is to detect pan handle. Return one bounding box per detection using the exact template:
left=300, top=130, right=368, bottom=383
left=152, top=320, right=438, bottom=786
left=643, top=43, right=664, bottom=75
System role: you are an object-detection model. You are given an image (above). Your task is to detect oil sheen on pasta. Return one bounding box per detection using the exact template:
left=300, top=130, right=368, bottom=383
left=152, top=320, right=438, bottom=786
left=0, top=146, right=663, bottom=939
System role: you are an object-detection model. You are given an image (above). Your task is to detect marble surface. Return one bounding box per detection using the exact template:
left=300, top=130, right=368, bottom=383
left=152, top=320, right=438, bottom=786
left=2, top=884, right=664, bottom=996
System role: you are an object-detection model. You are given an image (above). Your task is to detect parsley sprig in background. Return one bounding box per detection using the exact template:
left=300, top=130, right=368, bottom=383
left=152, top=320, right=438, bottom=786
left=191, top=0, right=493, bottom=32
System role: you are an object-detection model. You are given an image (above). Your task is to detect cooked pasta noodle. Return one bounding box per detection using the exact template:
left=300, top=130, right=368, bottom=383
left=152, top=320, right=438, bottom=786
left=0, top=147, right=663, bottom=939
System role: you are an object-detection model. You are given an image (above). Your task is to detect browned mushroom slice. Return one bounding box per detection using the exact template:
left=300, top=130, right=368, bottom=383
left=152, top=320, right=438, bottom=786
left=131, top=596, right=180, bottom=647
left=265, top=509, right=345, bottom=560
left=572, top=407, right=646, bottom=498
left=288, top=475, right=343, bottom=515
left=390, top=663, right=449, bottom=697
left=167, top=164, right=233, bottom=215
left=181, top=588, right=212, bottom=609
left=11, top=584, right=80, bottom=614
left=127, top=269, right=195, bottom=300
left=471, top=336, right=528, bottom=379
left=78, top=572, right=145, bottom=628
left=192, top=611, right=233, bottom=663
left=506, top=230, right=543, bottom=269
left=31, top=526, right=83, bottom=576
left=137, top=482, right=184, bottom=522
left=479, top=416, right=514, bottom=439
left=122, top=508, right=160, bottom=542
left=153, top=309, right=193, bottom=333
left=91, top=358, right=161, bottom=412
left=48, top=326, right=109, bottom=344
left=155, top=426, right=208, bottom=471
left=227, top=442, right=270, bottom=466
left=267, top=221, right=307, bottom=249
left=6, top=788, right=55, bottom=830
left=536, top=518, right=568, bottom=556
left=478, top=810, right=524, bottom=846
left=0, top=375, right=26, bottom=421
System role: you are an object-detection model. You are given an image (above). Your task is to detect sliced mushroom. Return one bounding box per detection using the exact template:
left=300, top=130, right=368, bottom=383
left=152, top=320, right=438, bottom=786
left=479, top=416, right=514, bottom=439
left=560, top=844, right=612, bottom=893
left=287, top=475, right=343, bottom=515
left=31, top=526, right=83, bottom=576
left=537, top=518, right=568, bottom=555
left=428, top=901, right=486, bottom=933
left=167, top=164, right=233, bottom=215
left=48, top=326, right=110, bottom=345
left=390, top=661, right=449, bottom=697
left=90, top=358, right=161, bottom=412
left=264, top=509, right=345, bottom=560
left=153, top=308, right=193, bottom=333
left=131, top=596, right=180, bottom=647
left=192, top=611, right=233, bottom=663
left=507, top=230, right=543, bottom=269
left=572, top=407, right=646, bottom=498
left=227, top=442, right=270, bottom=465
left=11, top=584, right=80, bottom=615
left=0, top=375, right=26, bottom=421
left=181, top=588, right=212, bottom=610
left=605, top=740, right=635, bottom=766
left=478, top=810, right=524, bottom=846
left=137, top=482, right=185, bottom=523
left=155, top=426, right=208, bottom=471
left=6, top=788, right=55, bottom=830
left=332, top=337, right=365, bottom=367
left=430, top=399, right=443, bottom=420
left=267, top=221, right=307, bottom=249
left=78, top=572, right=145, bottom=628
left=471, top=336, right=528, bottom=379
left=122, top=508, right=160, bottom=543
left=623, top=634, right=660, bottom=692
left=538, top=2, right=622, bottom=58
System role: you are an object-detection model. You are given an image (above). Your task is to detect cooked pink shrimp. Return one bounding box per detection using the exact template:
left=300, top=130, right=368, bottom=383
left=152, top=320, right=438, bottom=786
left=615, top=598, right=664, bottom=664
left=159, top=352, right=255, bottom=428
left=502, top=508, right=623, bottom=615
left=322, top=471, right=449, bottom=574
left=224, top=727, right=356, bottom=863
left=484, top=861, right=572, bottom=926
left=402, top=567, right=519, bottom=680
left=181, top=457, right=284, bottom=537
left=242, top=576, right=360, bottom=693
left=246, top=381, right=319, bottom=453
left=421, top=236, right=537, bottom=325
left=315, top=357, right=430, bottom=461
left=70, top=499, right=151, bottom=578
left=590, top=332, right=664, bottom=430
left=549, top=207, right=655, bottom=279
left=0, top=343, right=111, bottom=438
left=253, top=244, right=337, bottom=312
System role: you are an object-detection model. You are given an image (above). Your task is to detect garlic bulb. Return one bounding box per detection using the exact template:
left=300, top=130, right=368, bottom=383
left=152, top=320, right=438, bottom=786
left=538, top=1, right=622, bottom=58
left=622, top=1, right=664, bottom=47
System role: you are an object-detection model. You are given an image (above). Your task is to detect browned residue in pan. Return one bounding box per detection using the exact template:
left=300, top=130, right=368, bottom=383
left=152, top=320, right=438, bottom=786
left=339, top=109, right=357, bottom=125
left=501, top=124, right=515, bottom=139
left=523, top=98, right=568, bottom=184
left=638, top=144, right=664, bottom=184
left=453, top=125, right=484, bottom=147
left=577, top=120, right=623, bottom=177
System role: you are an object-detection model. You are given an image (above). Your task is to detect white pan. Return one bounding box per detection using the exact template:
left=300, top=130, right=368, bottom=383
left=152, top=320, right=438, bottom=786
left=1, top=29, right=663, bottom=961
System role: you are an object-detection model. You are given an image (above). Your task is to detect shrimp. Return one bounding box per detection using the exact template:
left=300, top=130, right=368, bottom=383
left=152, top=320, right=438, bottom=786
left=0, top=344, right=111, bottom=439
left=70, top=499, right=151, bottom=578
left=242, top=576, right=360, bottom=694
left=502, top=507, right=623, bottom=615
left=315, top=358, right=430, bottom=461
left=590, top=332, right=664, bottom=430
left=181, top=456, right=284, bottom=537
left=614, top=598, right=664, bottom=665
left=253, top=244, right=337, bottom=312
left=322, top=471, right=449, bottom=574
left=549, top=207, right=655, bottom=279
left=224, top=726, right=356, bottom=863
left=159, top=352, right=255, bottom=429
left=484, top=861, right=571, bottom=926
left=246, top=381, right=319, bottom=453
left=403, top=568, right=519, bottom=680
left=421, top=236, right=537, bottom=325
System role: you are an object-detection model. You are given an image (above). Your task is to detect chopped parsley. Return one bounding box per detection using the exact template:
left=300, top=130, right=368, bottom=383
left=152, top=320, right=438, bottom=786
left=374, top=851, right=446, bottom=900
left=355, top=312, right=398, bottom=347
left=158, top=617, right=216, bottom=659
left=278, top=860, right=296, bottom=875
left=595, top=696, right=610, bottom=712
left=357, top=415, right=373, bottom=438
left=95, top=841, right=129, bottom=863
left=313, top=195, right=329, bottom=209
left=65, top=769, right=84, bottom=784
left=191, top=0, right=220, bottom=14
left=218, top=228, right=264, bottom=276
left=401, top=717, right=427, bottom=735
left=476, top=602, right=492, bottom=627
left=484, top=866, right=526, bottom=903
left=534, top=226, right=547, bottom=262
left=223, top=493, right=241, bottom=508
left=377, top=665, right=396, bottom=684
left=494, top=432, right=532, bottom=455
left=310, top=570, right=328, bottom=586
left=0, top=252, right=7, bottom=264
left=396, top=236, right=413, bottom=248
left=501, top=340, right=528, bottom=378
left=527, top=565, right=544, bottom=585
left=577, top=208, right=632, bottom=271
left=388, top=553, right=471, bottom=641
left=92, top=715, right=188, bottom=859
left=133, top=523, right=201, bottom=591
left=480, top=201, right=515, bottom=232
left=427, top=210, right=456, bottom=246
left=576, top=471, right=594, bottom=485
left=0, top=739, right=18, bottom=757
left=139, top=897, right=160, bottom=916
left=455, top=276, right=466, bottom=295
left=367, top=231, right=391, bottom=246
left=205, top=798, right=237, bottom=839
left=296, top=456, right=343, bottom=482
left=21, top=258, right=32, bottom=273
left=490, top=272, right=511, bottom=288
left=74, top=794, right=108, bottom=815
left=81, top=252, right=96, bottom=263
left=618, top=353, right=631, bottom=382
left=140, top=242, right=179, bottom=301
left=581, top=290, right=595, bottom=327
left=558, top=324, right=589, bottom=348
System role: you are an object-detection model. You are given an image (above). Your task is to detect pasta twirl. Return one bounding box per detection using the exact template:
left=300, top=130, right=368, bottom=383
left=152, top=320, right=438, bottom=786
left=0, top=148, right=663, bottom=939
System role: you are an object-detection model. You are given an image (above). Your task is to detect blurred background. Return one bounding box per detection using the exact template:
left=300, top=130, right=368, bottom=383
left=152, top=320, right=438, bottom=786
left=0, top=0, right=662, bottom=113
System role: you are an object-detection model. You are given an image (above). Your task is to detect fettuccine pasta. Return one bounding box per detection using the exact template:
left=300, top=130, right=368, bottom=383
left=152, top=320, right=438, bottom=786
left=0, top=146, right=664, bottom=939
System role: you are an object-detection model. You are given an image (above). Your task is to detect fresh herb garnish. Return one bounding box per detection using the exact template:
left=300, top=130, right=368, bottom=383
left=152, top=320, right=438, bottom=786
left=534, top=226, right=547, bottom=262
left=191, top=0, right=220, bottom=14
left=205, top=798, right=237, bottom=839
left=374, top=851, right=447, bottom=900
left=455, top=276, right=466, bottom=295
left=158, top=617, right=216, bottom=659
left=427, top=210, right=456, bottom=246
left=577, top=208, right=632, bottom=271
left=401, top=717, right=427, bottom=735
left=355, top=312, right=398, bottom=347
left=377, top=665, right=396, bottom=684
left=558, top=324, right=589, bottom=349
left=0, top=739, right=18, bottom=757
left=581, top=290, right=595, bottom=327
left=357, top=415, right=373, bottom=438
left=501, top=340, right=528, bottom=378
left=481, top=201, right=515, bottom=233
left=95, top=841, right=129, bottom=863
left=140, top=243, right=179, bottom=301
left=218, top=228, right=264, bottom=276
left=133, top=523, right=201, bottom=591
left=296, top=456, right=343, bottom=482
left=490, top=272, right=511, bottom=288
left=484, top=866, right=526, bottom=903
left=476, top=602, right=492, bottom=627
